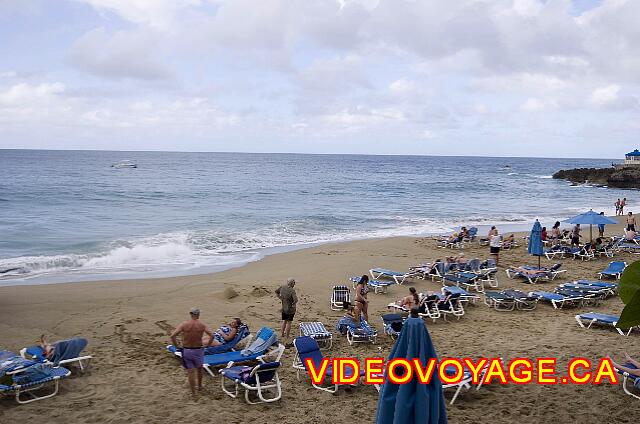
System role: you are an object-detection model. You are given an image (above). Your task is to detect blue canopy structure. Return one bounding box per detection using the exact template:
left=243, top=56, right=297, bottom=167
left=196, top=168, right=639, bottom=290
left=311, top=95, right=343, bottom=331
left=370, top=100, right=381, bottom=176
left=528, top=220, right=544, bottom=268
left=564, top=210, right=618, bottom=243
left=375, top=316, right=447, bottom=424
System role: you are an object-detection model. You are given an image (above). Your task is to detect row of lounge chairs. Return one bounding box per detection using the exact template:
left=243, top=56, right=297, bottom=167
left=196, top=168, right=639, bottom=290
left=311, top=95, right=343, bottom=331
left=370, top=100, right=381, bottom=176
left=530, top=280, right=618, bottom=309
left=485, top=278, right=619, bottom=312
left=292, top=333, right=483, bottom=404
left=544, top=242, right=617, bottom=260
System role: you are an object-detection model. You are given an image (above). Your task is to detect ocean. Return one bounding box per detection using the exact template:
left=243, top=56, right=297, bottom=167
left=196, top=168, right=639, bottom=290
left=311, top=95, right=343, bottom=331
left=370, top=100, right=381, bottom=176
left=0, top=149, right=631, bottom=285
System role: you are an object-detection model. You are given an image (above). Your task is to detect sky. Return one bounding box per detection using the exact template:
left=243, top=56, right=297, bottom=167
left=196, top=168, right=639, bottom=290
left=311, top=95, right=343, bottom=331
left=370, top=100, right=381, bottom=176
left=1, top=0, right=639, bottom=158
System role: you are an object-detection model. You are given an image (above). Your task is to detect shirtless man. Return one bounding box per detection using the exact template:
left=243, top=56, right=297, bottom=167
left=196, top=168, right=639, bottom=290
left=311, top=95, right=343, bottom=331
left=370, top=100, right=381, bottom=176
left=627, top=211, right=636, bottom=232
left=170, top=308, right=213, bottom=397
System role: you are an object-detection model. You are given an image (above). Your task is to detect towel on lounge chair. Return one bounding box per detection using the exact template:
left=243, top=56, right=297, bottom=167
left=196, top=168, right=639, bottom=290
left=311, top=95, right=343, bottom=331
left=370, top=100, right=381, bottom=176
left=0, top=351, right=72, bottom=404
left=241, top=327, right=276, bottom=356
left=1, top=351, right=35, bottom=375
left=48, top=338, right=87, bottom=366
left=381, top=314, right=404, bottom=338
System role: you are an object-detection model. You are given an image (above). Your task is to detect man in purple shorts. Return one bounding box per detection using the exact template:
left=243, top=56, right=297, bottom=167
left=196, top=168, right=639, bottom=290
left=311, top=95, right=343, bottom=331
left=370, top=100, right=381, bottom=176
left=170, top=308, right=213, bottom=397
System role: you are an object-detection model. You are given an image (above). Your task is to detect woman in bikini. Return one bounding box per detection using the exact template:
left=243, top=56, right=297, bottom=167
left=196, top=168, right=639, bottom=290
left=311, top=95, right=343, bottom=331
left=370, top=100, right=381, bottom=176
left=395, top=287, right=420, bottom=310
left=355, top=275, right=370, bottom=322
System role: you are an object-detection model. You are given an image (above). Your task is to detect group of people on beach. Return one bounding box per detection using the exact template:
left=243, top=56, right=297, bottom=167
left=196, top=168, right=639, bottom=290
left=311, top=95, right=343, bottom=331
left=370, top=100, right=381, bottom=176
left=169, top=277, right=300, bottom=397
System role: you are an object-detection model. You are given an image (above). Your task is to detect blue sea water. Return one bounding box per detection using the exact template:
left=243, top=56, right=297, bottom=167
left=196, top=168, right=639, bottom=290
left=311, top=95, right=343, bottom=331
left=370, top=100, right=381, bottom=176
left=0, top=150, right=632, bottom=285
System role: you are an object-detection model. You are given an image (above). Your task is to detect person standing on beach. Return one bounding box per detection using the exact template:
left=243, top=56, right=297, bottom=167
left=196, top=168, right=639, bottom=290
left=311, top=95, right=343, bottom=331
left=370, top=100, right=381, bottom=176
left=620, top=198, right=627, bottom=215
left=615, top=199, right=621, bottom=216
left=627, top=212, right=636, bottom=231
left=170, top=308, right=213, bottom=398
left=275, top=278, right=298, bottom=340
left=598, top=212, right=606, bottom=237
left=355, top=275, right=370, bottom=322
left=571, top=224, right=581, bottom=247
left=489, top=230, right=502, bottom=265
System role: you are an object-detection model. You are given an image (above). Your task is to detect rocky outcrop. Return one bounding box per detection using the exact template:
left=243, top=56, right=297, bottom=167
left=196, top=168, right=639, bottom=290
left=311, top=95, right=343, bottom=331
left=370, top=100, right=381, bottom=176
left=553, top=166, right=640, bottom=188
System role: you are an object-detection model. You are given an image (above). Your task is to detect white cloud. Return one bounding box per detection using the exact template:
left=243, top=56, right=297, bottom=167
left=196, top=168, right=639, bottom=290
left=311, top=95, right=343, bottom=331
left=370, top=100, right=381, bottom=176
left=520, top=97, right=546, bottom=112
left=69, top=28, right=173, bottom=81
left=589, top=84, right=620, bottom=106
left=4, top=0, right=640, bottom=154
left=0, top=82, right=65, bottom=105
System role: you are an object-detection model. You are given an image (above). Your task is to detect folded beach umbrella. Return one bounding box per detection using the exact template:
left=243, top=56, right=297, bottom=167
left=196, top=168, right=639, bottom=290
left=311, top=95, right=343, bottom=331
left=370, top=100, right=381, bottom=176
left=564, top=210, right=617, bottom=243
left=528, top=220, right=544, bottom=269
left=375, top=315, right=447, bottom=424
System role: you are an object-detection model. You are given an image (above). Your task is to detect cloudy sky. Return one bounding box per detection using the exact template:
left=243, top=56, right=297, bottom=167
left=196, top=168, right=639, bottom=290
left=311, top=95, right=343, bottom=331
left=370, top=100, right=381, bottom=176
left=1, top=0, right=639, bottom=157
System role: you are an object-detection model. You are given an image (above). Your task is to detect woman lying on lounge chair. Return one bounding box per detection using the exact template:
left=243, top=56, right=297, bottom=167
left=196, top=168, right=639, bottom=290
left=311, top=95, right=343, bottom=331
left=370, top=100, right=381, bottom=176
left=608, top=352, right=640, bottom=377
left=203, top=318, right=243, bottom=346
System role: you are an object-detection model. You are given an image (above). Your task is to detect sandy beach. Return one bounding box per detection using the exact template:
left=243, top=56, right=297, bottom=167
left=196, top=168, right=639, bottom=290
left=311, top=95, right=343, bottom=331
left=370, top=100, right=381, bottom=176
left=1, top=218, right=639, bottom=423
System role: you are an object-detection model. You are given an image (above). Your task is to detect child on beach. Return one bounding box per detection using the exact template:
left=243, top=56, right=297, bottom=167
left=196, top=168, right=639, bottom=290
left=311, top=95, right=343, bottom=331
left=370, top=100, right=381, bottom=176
left=489, top=230, right=502, bottom=265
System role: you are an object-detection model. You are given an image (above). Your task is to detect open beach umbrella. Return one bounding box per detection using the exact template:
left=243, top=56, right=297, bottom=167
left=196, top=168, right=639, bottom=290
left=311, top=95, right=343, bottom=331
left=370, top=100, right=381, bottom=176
left=375, top=315, right=447, bottom=424
left=564, top=210, right=617, bottom=243
left=528, top=219, right=544, bottom=269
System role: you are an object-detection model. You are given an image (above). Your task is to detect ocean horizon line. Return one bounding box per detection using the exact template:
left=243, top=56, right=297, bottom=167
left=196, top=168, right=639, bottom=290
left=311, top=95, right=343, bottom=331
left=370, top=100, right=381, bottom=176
left=0, top=148, right=621, bottom=161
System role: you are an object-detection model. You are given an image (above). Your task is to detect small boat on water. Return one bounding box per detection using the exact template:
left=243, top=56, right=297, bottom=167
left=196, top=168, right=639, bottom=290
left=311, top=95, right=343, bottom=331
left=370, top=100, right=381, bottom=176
left=111, top=160, right=137, bottom=169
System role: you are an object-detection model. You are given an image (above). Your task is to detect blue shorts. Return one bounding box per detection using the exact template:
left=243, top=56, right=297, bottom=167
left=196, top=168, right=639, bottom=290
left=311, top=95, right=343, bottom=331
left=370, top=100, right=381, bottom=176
left=181, top=347, right=204, bottom=369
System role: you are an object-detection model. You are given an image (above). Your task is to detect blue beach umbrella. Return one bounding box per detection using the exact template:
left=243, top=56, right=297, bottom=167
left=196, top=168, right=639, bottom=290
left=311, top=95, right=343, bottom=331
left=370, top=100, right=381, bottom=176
left=375, top=316, right=447, bottom=424
left=528, top=219, right=544, bottom=269
left=564, top=210, right=618, bottom=243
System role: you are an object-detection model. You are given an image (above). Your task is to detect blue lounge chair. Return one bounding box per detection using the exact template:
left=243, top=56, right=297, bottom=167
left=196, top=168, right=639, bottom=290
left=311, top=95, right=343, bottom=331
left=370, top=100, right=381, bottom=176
left=437, top=233, right=464, bottom=249
left=292, top=336, right=365, bottom=393
left=442, top=365, right=474, bottom=405
left=167, top=327, right=283, bottom=375
left=505, top=263, right=566, bottom=284
left=575, top=312, right=637, bottom=336
left=443, top=271, right=484, bottom=293
left=299, top=321, right=333, bottom=349
left=598, top=261, right=627, bottom=280
left=381, top=313, right=404, bottom=339
left=484, top=291, right=516, bottom=311
left=441, top=286, right=479, bottom=305
left=528, top=291, right=583, bottom=309
left=615, top=362, right=640, bottom=400
left=20, top=337, right=92, bottom=373
left=544, top=245, right=571, bottom=259
left=417, top=294, right=442, bottom=321
left=468, top=227, right=478, bottom=240
left=0, top=351, right=71, bottom=404
left=574, top=280, right=618, bottom=290
left=219, top=361, right=282, bottom=404
left=436, top=293, right=465, bottom=320
left=369, top=268, right=415, bottom=284
left=350, top=276, right=395, bottom=294
left=558, top=283, right=611, bottom=298
left=167, top=324, right=250, bottom=356
left=336, top=315, right=377, bottom=344
left=330, top=285, right=350, bottom=310
left=501, top=289, right=538, bottom=310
